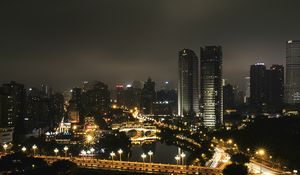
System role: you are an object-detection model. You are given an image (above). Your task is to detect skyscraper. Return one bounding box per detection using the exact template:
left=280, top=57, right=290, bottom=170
left=200, top=46, right=223, bottom=128
left=141, top=78, right=156, bottom=114
left=285, top=40, right=300, bottom=104
left=266, top=65, right=284, bottom=112
left=250, top=63, right=266, bottom=113
left=223, top=83, right=234, bottom=110
left=0, top=81, right=26, bottom=141
left=244, top=77, right=251, bottom=104
left=178, top=49, right=199, bottom=117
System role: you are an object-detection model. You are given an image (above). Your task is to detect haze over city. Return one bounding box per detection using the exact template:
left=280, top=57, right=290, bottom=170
left=1, top=0, right=300, bottom=90
left=1, top=1, right=300, bottom=175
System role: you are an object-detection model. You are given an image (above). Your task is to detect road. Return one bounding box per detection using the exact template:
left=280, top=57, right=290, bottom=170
left=248, top=160, right=290, bottom=175
left=37, top=155, right=222, bottom=175
left=206, top=148, right=230, bottom=169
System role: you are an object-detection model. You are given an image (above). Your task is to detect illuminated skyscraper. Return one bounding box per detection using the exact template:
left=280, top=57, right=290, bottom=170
left=244, top=77, right=250, bottom=104
left=200, top=46, right=223, bottom=128
left=285, top=40, right=300, bottom=104
left=178, top=49, right=199, bottom=117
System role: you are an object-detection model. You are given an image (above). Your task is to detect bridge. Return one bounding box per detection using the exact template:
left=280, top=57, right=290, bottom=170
left=37, top=156, right=222, bottom=175
left=118, top=122, right=159, bottom=133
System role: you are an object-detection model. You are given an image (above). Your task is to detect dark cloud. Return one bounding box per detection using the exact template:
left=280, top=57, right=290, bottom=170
left=0, top=0, right=300, bottom=90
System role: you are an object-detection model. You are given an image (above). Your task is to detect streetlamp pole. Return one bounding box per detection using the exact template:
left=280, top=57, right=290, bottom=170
left=148, top=151, right=153, bottom=163
left=175, top=155, right=180, bottom=167
left=180, top=153, right=186, bottom=165
left=141, top=153, right=147, bottom=170
left=63, top=146, right=69, bottom=157
left=118, top=149, right=123, bottom=161
left=110, top=151, right=116, bottom=161
left=54, top=148, right=59, bottom=156
left=32, top=144, right=37, bottom=156
left=3, top=144, right=8, bottom=154
left=256, top=149, right=265, bottom=174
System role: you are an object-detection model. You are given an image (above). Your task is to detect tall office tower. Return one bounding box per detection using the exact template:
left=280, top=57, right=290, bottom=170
left=0, top=81, right=26, bottom=141
left=200, top=46, right=223, bottom=128
left=223, top=83, right=234, bottom=110
left=266, top=65, right=284, bottom=112
left=141, top=78, right=156, bottom=114
left=178, top=49, right=199, bottom=117
left=115, top=84, right=125, bottom=107
left=81, top=81, right=110, bottom=117
left=285, top=40, right=300, bottom=104
left=250, top=63, right=267, bottom=113
left=123, top=86, right=142, bottom=110
left=244, top=77, right=251, bottom=104
left=50, top=92, right=64, bottom=126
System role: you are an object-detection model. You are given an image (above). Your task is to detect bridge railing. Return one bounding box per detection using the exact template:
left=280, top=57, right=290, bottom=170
left=37, top=156, right=222, bottom=175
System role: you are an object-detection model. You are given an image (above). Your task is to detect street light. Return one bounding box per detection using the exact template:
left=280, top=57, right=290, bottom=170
left=3, top=144, right=8, bottom=154
left=21, top=146, right=27, bottom=153
left=141, top=153, right=147, bottom=163
left=90, top=147, right=95, bottom=155
left=81, top=150, right=87, bottom=157
left=118, top=149, right=123, bottom=161
left=256, top=149, right=265, bottom=157
left=141, top=153, right=147, bottom=170
left=63, top=146, right=69, bottom=157
left=32, top=144, right=37, bottom=156
left=54, top=148, right=59, bottom=156
left=148, top=150, right=153, bottom=163
left=256, top=149, right=265, bottom=174
left=175, top=155, right=180, bottom=166
left=180, top=152, right=186, bottom=165
left=110, top=151, right=116, bottom=161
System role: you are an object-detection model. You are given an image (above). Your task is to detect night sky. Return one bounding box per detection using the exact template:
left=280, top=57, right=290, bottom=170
left=1, top=0, right=300, bottom=91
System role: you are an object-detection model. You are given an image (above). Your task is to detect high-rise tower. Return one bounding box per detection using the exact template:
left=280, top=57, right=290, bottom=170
left=250, top=63, right=267, bottom=112
left=285, top=40, right=300, bottom=104
left=200, top=46, right=223, bottom=128
left=178, top=49, right=199, bottom=117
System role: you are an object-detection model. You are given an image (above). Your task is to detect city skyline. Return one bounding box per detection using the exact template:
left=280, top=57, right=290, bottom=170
left=1, top=1, right=300, bottom=90
left=1, top=1, right=300, bottom=174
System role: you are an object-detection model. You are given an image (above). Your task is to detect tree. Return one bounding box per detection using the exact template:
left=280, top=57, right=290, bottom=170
left=223, top=163, right=248, bottom=175
left=231, top=153, right=250, bottom=165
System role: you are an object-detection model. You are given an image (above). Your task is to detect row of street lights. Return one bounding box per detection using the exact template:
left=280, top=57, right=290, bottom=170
left=19, top=144, right=38, bottom=156
left=53, top=146, right=69, bottom=157
left=174, top=152, right=186, bottom=165
left=109, top=150, right=154, bottom=163
left=80, top=147, right=95, bottom=156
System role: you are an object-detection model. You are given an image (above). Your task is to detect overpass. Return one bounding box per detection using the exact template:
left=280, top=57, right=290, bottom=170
left=37, top=156, right=222, bottom=175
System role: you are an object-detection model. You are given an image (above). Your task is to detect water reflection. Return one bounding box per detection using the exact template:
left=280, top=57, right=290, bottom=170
left=129, top=141, right=190, bottom=164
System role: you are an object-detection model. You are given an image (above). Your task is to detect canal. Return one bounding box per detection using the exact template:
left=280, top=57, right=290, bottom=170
left=129, top=141, right=191, bottom=164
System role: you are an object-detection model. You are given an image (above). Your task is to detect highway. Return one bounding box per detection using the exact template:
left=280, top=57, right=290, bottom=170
left=248, top=160, right=290, bottom=175
left=207, top=148, right=230, bottom=169
left=37, top=155, right=222, bottom=175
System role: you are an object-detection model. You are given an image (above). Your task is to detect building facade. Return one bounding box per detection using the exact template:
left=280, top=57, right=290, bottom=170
left=250, top=63, right=267, bottom=112
left=178, top=49, right=199, bottom=117
left=266, top=65, right=284, bottom=112
left=285, top=40, right=300, bottom=104
left=141, top=78, right=156, bottom=114
left=200, top=46, right=223, bottom=129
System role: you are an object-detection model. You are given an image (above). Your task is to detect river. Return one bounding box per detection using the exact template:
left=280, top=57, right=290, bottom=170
left=129, top=141, right=191, bottom=164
